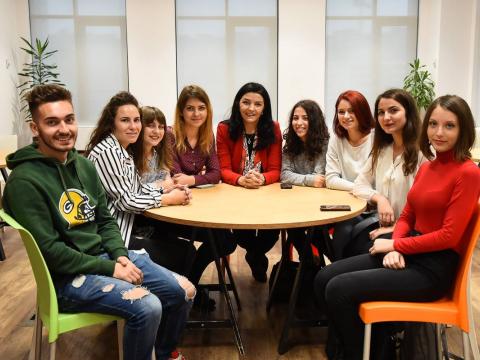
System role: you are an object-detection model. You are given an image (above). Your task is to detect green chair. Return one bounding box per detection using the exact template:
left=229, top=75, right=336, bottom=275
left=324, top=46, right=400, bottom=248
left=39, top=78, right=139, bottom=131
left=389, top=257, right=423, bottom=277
left=0, top=209, right=124, bottom=360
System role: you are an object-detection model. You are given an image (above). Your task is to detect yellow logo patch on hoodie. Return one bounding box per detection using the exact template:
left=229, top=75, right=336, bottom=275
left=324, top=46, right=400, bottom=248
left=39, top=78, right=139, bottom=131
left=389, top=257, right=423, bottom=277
left=58, top=189, right=96, bottom=228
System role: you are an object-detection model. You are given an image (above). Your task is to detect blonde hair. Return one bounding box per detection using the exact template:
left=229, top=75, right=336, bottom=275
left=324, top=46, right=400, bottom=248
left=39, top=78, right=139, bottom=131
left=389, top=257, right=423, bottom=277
left=173, top=85, right=213, bottom=155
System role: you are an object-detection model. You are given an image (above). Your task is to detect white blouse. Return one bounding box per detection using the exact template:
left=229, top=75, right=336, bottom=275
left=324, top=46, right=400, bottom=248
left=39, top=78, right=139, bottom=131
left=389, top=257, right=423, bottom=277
left=353, top=144, right=425, bottom=220
left=325, top=133, right=373, bottom=191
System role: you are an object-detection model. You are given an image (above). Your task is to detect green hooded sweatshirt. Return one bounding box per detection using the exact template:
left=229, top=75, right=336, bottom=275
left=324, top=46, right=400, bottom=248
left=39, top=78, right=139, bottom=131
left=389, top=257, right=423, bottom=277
left=2, top=144, right=128, bottom=281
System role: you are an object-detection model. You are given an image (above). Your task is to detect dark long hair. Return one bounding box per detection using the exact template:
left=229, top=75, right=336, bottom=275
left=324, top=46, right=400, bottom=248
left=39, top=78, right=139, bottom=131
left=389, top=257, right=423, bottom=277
left=224, top=82, right=276, bottom=150
left=131, top=106, right=173, bottom=175
left=333, top=90, right=374, bottom=138
left=283, top=100, right=329, bottom=160
left=371, top=88, right=420, bottom=176
left=85, top=91, right=139, bottom=155
left=419, top=95, right=475, bottom=161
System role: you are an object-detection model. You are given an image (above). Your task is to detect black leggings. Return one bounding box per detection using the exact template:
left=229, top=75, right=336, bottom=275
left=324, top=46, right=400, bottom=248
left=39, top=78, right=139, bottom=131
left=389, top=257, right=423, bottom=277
left=286, top=226, right=328, bottom=262
left=233, top=229, right=279, bottom=257
left=313, top=251, right=458, bottom=360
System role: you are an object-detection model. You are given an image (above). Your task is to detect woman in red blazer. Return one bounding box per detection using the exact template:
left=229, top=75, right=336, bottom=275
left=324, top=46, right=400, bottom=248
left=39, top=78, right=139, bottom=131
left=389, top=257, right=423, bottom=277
left=216, top=82, right=282, bottom=282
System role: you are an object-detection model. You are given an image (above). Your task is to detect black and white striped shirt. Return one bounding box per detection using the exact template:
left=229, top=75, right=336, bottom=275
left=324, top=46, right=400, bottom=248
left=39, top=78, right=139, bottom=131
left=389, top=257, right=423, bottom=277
left=88, top=134, right=163, bottom=246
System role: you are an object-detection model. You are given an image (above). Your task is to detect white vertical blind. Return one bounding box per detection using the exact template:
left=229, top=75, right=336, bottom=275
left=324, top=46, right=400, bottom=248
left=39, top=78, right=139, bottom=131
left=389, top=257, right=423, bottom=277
left=325, top=0, right=418, bottom=125
left=29, top=0, right=128, bottom=126
left=176, top=0, right=278, bottom=125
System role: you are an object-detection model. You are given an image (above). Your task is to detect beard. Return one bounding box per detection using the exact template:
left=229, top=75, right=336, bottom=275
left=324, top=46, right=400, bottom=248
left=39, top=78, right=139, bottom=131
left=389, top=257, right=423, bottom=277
left=36, top=129, right=77, bottom=157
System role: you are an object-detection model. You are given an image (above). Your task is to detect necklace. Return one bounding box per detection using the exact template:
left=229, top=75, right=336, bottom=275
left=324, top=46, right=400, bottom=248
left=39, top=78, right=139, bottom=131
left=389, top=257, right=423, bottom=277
left=246, top=133, right=255, bottom=146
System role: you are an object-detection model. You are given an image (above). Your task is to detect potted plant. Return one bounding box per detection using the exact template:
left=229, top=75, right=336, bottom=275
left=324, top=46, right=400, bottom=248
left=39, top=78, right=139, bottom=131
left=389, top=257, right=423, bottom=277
left=403, top=58, right=435, bottom=112
left=17, top=37, right=64, bottom=121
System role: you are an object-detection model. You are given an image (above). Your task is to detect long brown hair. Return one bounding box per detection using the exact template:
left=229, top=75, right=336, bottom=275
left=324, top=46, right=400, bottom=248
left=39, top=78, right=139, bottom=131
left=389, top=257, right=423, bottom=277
left=131, top=106, right=173, bottom=175
left=85, top=91, right=139, bottom=155
left=371, top=89, right=420, bottom=176
left=419, top=95, right=475, bottom=161
left=174, top=85, right=213, bottom=155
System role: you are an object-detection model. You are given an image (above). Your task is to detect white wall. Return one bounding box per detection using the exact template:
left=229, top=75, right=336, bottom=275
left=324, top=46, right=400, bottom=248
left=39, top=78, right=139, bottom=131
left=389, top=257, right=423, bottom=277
left=3, top=0, right=480, bottom=144
left=76, top=0, right=178, bottom=150
left=126, top=0, right=177, bottom=124
left=473, top=0, right=480, bottom=123
left=0, top=0, right=30, bottom=146
left=278, top=0, right=326, bottom=129
left=436, top=0, right=477, bottom=102
left=416, top=0, right=441, bottom=83
left=417, top=0, right=478, bottom=105
left=125, top=0, right=327, bottom=131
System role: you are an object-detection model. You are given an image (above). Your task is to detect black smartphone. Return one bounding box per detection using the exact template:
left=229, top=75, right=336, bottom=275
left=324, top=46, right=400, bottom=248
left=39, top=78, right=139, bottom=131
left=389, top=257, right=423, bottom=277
left=320, top=205, right=351, bottom=211
left=280, top=183, right=293, bottom=189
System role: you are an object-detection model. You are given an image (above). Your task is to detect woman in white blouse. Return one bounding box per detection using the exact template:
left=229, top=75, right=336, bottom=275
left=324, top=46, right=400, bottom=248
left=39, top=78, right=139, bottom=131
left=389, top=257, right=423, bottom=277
left=349, top=88, right=424, bottom=256
left=325, top=90, right=375, bottom=260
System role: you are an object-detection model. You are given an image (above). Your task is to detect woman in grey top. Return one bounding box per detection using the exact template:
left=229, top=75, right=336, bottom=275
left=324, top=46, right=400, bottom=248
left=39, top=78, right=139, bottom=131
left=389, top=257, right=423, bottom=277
left=280, top=100, right=329, bottom=260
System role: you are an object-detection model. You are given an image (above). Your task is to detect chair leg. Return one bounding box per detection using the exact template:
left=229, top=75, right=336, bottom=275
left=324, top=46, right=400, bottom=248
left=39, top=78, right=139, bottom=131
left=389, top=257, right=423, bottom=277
left=463, top=332, right=472, bottom=360
left=49, top=341, right=56, bottom=360
left=435, top=324, right=442, bottom=360
left=34, top=307, right=42, bottom=360
left=117, top=319, right=124, bottom=360
left=468, top=295, right=480, bottom=360
left=468, top=330, right=480, bottom=360
left=363, top=324, right=371, bottom=360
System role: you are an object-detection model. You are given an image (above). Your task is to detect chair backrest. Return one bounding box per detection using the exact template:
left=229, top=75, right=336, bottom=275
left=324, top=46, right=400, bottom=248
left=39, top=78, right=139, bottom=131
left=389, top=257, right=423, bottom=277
left=451, top=200, right=480, bottom=331
left=0, top=209, right=60, bottom=337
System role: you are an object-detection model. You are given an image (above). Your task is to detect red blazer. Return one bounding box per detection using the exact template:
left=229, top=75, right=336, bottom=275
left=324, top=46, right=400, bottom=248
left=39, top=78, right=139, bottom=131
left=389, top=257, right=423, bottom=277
left=216, top=121, right=282, bottom=185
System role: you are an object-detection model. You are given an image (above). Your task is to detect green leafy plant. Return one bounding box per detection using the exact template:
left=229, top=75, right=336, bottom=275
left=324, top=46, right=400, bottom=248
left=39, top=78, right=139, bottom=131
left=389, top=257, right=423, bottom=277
left=17, top=37, right=64, bottom=121
left=403, top=58, right=435, bottom=111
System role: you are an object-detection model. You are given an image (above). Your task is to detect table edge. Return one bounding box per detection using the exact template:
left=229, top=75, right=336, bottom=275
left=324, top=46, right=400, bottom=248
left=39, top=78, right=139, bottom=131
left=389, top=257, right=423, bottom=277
left=144, top=203, right=366, bottom=229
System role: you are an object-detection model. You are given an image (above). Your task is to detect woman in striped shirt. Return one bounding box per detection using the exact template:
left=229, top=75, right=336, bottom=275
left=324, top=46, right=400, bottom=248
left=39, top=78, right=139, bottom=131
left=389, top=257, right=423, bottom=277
left=85, top=91, right=194, bottom=360
left=85, top=91, right=191, bottom=248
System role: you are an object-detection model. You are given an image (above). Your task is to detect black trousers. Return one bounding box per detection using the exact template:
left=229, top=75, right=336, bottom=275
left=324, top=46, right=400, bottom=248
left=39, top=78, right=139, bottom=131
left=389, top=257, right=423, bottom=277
left=130, top=216, right=237, bottom=285
left=313, top=250, right=458, bottom=360
left=286, top=226, right=328, bottom=262
left=233, top=229, right=279, bottom=259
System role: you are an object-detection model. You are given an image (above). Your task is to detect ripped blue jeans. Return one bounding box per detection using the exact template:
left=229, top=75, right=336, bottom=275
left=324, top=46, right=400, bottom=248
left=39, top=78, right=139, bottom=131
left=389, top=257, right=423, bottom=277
left=55, top=249, right=194, bottom=360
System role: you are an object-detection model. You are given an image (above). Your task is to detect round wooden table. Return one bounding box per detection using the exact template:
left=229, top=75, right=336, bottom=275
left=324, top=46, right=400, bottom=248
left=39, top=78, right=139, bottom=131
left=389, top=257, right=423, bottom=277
left=145, top=183, right=366, bottom=355
left=145, top=182, right=366, bottom=229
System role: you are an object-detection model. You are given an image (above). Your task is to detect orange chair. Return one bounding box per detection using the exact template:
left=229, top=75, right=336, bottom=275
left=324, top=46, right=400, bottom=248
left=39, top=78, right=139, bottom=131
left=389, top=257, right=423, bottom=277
left=359, top=200, right=480, bottom=360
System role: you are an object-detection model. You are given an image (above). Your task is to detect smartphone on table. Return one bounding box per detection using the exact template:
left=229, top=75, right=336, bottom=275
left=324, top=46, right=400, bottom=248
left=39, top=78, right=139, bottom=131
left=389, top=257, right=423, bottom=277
left=320, top=205, right=351, bottom=211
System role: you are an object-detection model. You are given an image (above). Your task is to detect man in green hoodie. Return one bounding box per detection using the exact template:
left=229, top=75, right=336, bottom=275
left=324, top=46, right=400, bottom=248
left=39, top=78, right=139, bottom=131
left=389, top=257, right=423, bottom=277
left=2, top=84, right=194, bottom=360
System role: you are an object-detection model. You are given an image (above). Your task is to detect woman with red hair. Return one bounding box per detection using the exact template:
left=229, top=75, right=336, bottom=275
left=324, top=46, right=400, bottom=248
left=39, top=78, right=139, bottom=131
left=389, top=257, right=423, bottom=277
left=325, top=90, right=375, bottom=260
